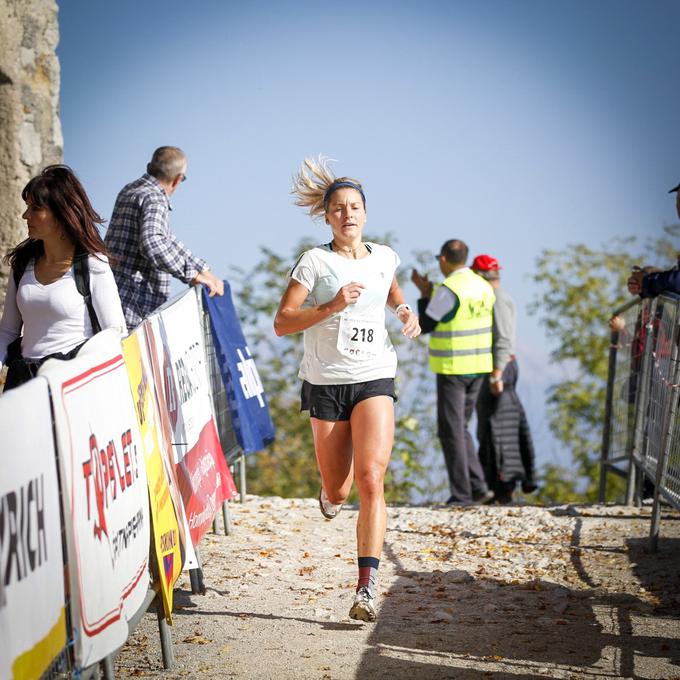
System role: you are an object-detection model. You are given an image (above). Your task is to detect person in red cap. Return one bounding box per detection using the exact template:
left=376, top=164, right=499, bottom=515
left=627, top=182, right=680, bottom=298
left=471, top=254, right=538, bottom=504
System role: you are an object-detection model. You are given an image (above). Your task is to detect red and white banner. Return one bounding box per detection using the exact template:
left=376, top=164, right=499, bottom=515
left=40, top=330, right=151, bottom=667
left=0, top=378, right=67, bottom=680
left=148, top=289, right=236, bottom=547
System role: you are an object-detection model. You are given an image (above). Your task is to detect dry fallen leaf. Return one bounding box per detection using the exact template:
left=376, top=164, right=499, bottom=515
left=183, top=634, right=211, bottom=645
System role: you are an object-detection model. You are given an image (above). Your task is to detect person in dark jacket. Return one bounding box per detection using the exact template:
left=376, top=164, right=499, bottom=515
left=472, top=254, right=537, bottom=504
left=627, top=182, right=680, bottom=298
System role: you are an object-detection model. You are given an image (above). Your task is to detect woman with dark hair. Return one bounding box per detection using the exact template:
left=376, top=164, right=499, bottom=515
left=0, top=164, right=126, bottom=391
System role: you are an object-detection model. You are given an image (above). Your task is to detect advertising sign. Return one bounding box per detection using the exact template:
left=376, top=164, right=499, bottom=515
left=149, top=290, right=236, bottom=547
left=0, top=378, right=67, bottom=680
left=122, top=329, right=185, bottom=622
left=40, top=330, right=151, bottom=667
left=203, top=284, right=275, bottom=454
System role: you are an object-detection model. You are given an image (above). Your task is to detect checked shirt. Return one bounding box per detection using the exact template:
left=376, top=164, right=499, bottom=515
left=104, top=174, right=207, bottom=329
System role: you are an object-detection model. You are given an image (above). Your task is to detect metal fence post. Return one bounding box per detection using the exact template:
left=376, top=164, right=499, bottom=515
left=599, top=327, right=619, bottom=502
left=101, top=655, right=115, bottom=680
left=189, top=546, right=206, bottom=595
left=156, top=599, right=175, bottom=669
left=239, top=453, right=247, bottom=502
left=626, top=300, right=655, bottom=505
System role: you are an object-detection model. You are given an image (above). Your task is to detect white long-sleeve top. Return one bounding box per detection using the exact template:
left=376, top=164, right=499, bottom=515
left=0, top=254, right=127, bottom=367
left=491, top=285, right=517, bottom=372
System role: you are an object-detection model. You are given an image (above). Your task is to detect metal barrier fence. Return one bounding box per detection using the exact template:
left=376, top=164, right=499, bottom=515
left=600, top=292, right=680, bottom=550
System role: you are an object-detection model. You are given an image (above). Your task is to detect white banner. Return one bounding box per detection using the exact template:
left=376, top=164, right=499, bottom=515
left=149, top=289, right=236, bottom=547
left=0, top=378, right=66, bottom=680
left=40, top=330, right=151, bottom=668
left=144, top=315, right=199, bottom=570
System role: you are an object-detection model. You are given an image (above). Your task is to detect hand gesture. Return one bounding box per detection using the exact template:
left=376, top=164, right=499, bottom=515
left=608, top=315, right=626, bottom=332
left=397, top=306, right=421, bottom=339
left=411, top=268, right=433, bottom=298
left=627, top=271, right=644, bottom=296
left=334, top=281, right=365, bottom=311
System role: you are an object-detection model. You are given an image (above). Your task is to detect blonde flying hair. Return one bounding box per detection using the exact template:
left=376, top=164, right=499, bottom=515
left=291, top=156, right=365, bottom=219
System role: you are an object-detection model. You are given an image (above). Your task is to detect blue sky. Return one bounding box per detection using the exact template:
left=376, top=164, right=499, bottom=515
left=56, top=0, right=680, bottom=474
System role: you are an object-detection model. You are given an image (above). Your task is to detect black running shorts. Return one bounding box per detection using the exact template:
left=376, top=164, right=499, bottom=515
left=300, top=378, right=397, bottom=421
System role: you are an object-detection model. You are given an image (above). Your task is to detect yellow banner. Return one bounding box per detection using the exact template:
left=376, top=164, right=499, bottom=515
left=122, top=332, right=184, bottom=623
left=11, top=608, right=66, bottom=680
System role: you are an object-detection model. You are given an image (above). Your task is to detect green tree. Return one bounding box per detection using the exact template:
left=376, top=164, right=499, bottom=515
left=530, top=225, right=680, bottom=503
left=229, top=236, right=440, bottom=503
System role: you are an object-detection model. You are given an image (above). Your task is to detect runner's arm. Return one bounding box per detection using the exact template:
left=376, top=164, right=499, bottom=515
left=274, top=279, right=364, bottom=336
left=386, top=277, right=420, bottom=338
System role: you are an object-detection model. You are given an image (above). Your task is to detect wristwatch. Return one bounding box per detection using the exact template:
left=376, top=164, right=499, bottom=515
left=489, top=374, right=502, bottom=384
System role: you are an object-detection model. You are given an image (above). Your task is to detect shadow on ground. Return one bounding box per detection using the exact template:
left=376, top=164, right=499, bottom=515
left=351, top=520, right=680, bottom=679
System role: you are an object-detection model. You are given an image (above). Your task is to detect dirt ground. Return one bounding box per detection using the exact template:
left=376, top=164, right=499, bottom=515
left=113, top=497, right=680, bottom=680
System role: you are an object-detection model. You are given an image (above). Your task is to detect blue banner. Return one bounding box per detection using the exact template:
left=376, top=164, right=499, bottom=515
left=203, top=284, right=275, bottom=454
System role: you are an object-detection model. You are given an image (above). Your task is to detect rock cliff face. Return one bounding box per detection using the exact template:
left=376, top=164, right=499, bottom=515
left=0, top=0, right=62, bottom=302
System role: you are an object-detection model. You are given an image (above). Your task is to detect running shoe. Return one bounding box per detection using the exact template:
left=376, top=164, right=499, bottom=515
left=319, top=487, right=343, bottom=520
left=349, top=586, right=377, bottom=622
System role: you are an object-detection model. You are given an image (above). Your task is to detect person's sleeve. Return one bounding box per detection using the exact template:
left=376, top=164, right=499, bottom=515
left=641, top=268, right=680, bottom=298
left=89, top=256, right=128, bottom=334
left=0, top=274, right=22, bottom=367
left=289, top=251, right=315, bottom=293
left=391, top=246, right=401, bottom=270
left=492, top=295, right=515, bottom=372
left=418, top=286, right=459, bottom=334
left=138, top=195, right=208, bottom=284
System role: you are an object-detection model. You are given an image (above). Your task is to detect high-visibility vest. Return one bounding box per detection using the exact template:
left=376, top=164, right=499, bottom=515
left=428, top=268, right=495, bottom=375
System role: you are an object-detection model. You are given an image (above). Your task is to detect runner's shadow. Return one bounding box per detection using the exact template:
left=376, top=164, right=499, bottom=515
left=352, top=530, right=680, bottom=679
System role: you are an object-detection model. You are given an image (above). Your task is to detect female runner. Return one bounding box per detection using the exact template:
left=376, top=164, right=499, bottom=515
left=274, top=157, right=420, bottom=621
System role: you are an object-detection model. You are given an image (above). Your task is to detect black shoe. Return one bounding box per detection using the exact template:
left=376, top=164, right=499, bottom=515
left=472, top=489, right=495, bottom=505
left=521, top=481, right=538, bottom=494
left=446, top=495, right=473, bottom=507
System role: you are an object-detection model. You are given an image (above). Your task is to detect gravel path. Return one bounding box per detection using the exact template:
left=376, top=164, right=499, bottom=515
left=114, top=497, right=680, bottom=679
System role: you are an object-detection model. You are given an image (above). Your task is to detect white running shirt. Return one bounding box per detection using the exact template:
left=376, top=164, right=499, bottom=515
left=290, top=242, right=400, bottom=385
left=0, top=254, right=127, bottom=366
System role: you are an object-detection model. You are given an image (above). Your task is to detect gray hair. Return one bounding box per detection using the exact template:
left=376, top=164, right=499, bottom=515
left=474, top=268, right=500, bottom=281
left=147, top=146, right=186, bottom=182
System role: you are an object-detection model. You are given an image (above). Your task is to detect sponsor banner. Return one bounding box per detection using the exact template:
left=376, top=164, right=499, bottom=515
left=0, top=378, right=67, bottom=680
left=39, top=330, right=151, bottom=667
left=149, top=290, right=237, bottom=546
left=203, top=284, right=275, bottom=454
left=122, top=329, right=184, bottom=623
left=143, top=317, right=198, bottom=570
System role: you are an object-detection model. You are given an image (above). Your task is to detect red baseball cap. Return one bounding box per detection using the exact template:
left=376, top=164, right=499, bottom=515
left=471, top=254, right=502, bottom=271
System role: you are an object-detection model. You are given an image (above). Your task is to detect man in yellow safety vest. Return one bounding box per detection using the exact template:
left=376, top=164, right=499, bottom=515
left=411, top=239, right=496, bottom=505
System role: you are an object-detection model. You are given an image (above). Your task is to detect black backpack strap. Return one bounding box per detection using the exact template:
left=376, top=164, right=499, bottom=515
left=12, top=260, right=26, bottom=289
left=73, top=251, right=101, bottom=334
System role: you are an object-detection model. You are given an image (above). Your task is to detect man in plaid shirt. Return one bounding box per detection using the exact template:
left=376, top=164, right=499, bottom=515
left=105, top=146, right=224, bottom=329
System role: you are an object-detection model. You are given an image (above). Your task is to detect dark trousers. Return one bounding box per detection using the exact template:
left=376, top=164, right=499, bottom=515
left=436, top=373, right=488, bottom=502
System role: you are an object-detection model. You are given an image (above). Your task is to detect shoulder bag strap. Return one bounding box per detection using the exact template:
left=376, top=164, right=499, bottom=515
left=73, top=251, right=101, bottom=334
